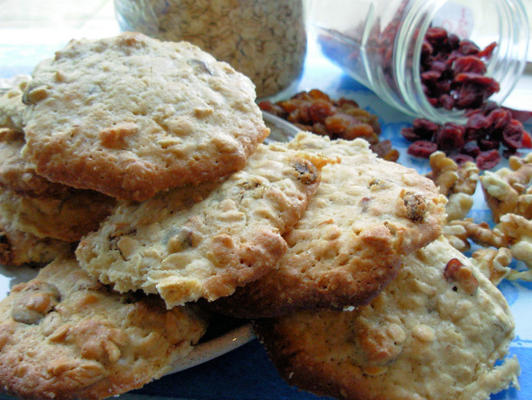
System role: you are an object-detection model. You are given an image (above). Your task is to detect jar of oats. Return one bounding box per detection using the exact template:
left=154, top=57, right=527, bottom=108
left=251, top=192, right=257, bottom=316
left=114, top=0, right=307, bottom=98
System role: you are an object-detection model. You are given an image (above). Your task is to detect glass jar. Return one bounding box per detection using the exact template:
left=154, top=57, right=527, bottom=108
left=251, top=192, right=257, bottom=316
left=307, top=0, right=530, bottom=123
left=114, top=0, right=307, bottom=98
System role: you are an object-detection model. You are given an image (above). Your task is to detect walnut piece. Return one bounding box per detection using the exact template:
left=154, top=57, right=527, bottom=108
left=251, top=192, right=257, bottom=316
left=427, top=151, right=478, bottom=221
left=480, top=153, right=532, bottom=222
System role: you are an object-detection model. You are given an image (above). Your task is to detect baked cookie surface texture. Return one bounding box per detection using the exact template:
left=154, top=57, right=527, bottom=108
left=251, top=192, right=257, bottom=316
left=21, top=32, right=269, bottom=201
left=0, top=75, right=29, bottom=131
left=0, top=187, right=115, bottom=243
left=0, top=255, right=207, bottom=400
left=213, top=133, right=447, bottom=317
left=0, top=127, right=70, bottom=197
left=255, top=236, right=519, bottom=400
left=76, top=141, right=325, bottom=308
left=0, top=213, right=71, bottom=266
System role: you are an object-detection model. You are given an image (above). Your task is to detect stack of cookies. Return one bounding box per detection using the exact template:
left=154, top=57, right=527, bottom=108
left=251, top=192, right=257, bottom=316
left=0, top=32, right=519, bottom=400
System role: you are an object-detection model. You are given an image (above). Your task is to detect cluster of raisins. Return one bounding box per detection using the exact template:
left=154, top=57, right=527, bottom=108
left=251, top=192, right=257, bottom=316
left=402, top=102, right=531, bottom=169
left=421, top=27, right=499, bottom=110
left=259, top=89, right=399, bottom=161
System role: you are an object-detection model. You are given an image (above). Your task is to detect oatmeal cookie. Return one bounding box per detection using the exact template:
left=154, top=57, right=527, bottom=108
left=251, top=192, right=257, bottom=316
left=0, top=187, right=115, bottom=242
left=255, top=236, right=519, bottom=400
left=76, top=140, right=326, bottom=308
left=212, top=133, right=446, bottom=318
left=0, top=255, right=207, bottom=399
left=0, top=127, right=71, bottom=197
left=21, top=32, right=269, bottom=201
left=0, top=75, right=29, bottom=131
left=0, top=213, right=71, bottom=266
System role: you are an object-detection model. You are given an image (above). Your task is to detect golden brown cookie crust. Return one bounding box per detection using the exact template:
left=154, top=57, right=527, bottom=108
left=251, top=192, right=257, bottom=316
left=0, top=75, right=29, bottom=131
left=0, top=255, right=207, bottom=400
left=21, top=32, right=269, bottom=201
left=212, top=133, right=447, bottom=318
left=0, top=127, right=71, bottom=197
left=0, top=213, right=71, bottom=266
left=255, top=237, right=519, bottom=400
left=76, top=140, right=326, bottom=308
left=0, top=187, right=115, bottom=242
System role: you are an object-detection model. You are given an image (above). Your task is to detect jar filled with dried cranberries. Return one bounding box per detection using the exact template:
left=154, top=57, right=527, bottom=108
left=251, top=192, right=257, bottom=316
left=308, top=0, right=530, bottom=123
left=114, top=0, right=307, bottom=98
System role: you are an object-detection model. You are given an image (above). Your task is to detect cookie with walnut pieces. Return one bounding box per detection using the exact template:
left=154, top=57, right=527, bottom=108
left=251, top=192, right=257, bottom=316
left=76, top=140, right=327, bottom=308
left=21, top=32, right=269, bottom=201
left=0, top=254, right=207, bottom=400
left=211, top=132, right=447, bottom=318
left=254, top=236, right=519, bottom=400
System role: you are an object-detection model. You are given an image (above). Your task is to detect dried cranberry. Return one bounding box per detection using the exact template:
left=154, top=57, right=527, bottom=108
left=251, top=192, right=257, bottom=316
left=466, top=112, right=490, bottom=131
left=435, top=122, right=465, bottom=151
left=426, top=27, right=448, bottom=45
left=452, top=56, right=487, bottom=74
left=413, top=118, right=440, bottom=138
left=421, top=70, right=441, bottom=82
left=462, top=141, right=480, bottom=157
left=421, top=41, right=433, bottom=59
left=439, top=94, right=454, bottom=110
left=401, top=127, right=421, bottom=142
left=478, top=42, right=497, bottom=59
left=476, top=150, right=501, bottom=169
left=407, top=140, right=438, bottom=158
left=458, top=40, right=480, bottom=55
left=502, top=119, right=524, bottom=149
left=447, top=34, right=460, bottom=50
left=454, top=73, right=500, bottom=93
left=452, top=154, right=475, bottom=164
left=487, top=108, right=512, bottom=132
left=478, top=139, right=500, bottom=151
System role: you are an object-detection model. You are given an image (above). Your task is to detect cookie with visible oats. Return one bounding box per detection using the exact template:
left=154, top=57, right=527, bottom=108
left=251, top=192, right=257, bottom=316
left=21, top=32, right=269, bottom=201
left=0, top=75, right=29, bottom=131
left=0, top=127, right=71, bottom=197
left=255, top=236, right=519, bottom=400
left=76, top=141, right=326, bottom=308
left=0, top=187, right=115, bottom=243
left=0, top=255, right=207, bottom=400
left=212, top=133, right=447, bottom=318
left=0, top=213, right=71, bottom=266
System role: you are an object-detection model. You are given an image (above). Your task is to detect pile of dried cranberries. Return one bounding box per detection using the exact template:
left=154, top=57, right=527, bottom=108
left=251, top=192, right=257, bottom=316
left=403, top=27, right=531, bottom=169
left=402, top=102, right=531, bottom=169
left=421, top=27, right=498, bottom=110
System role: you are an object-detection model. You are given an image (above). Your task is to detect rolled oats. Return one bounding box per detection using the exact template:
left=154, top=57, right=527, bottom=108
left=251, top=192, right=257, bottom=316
left=114, top=0, right=307, bottom=97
